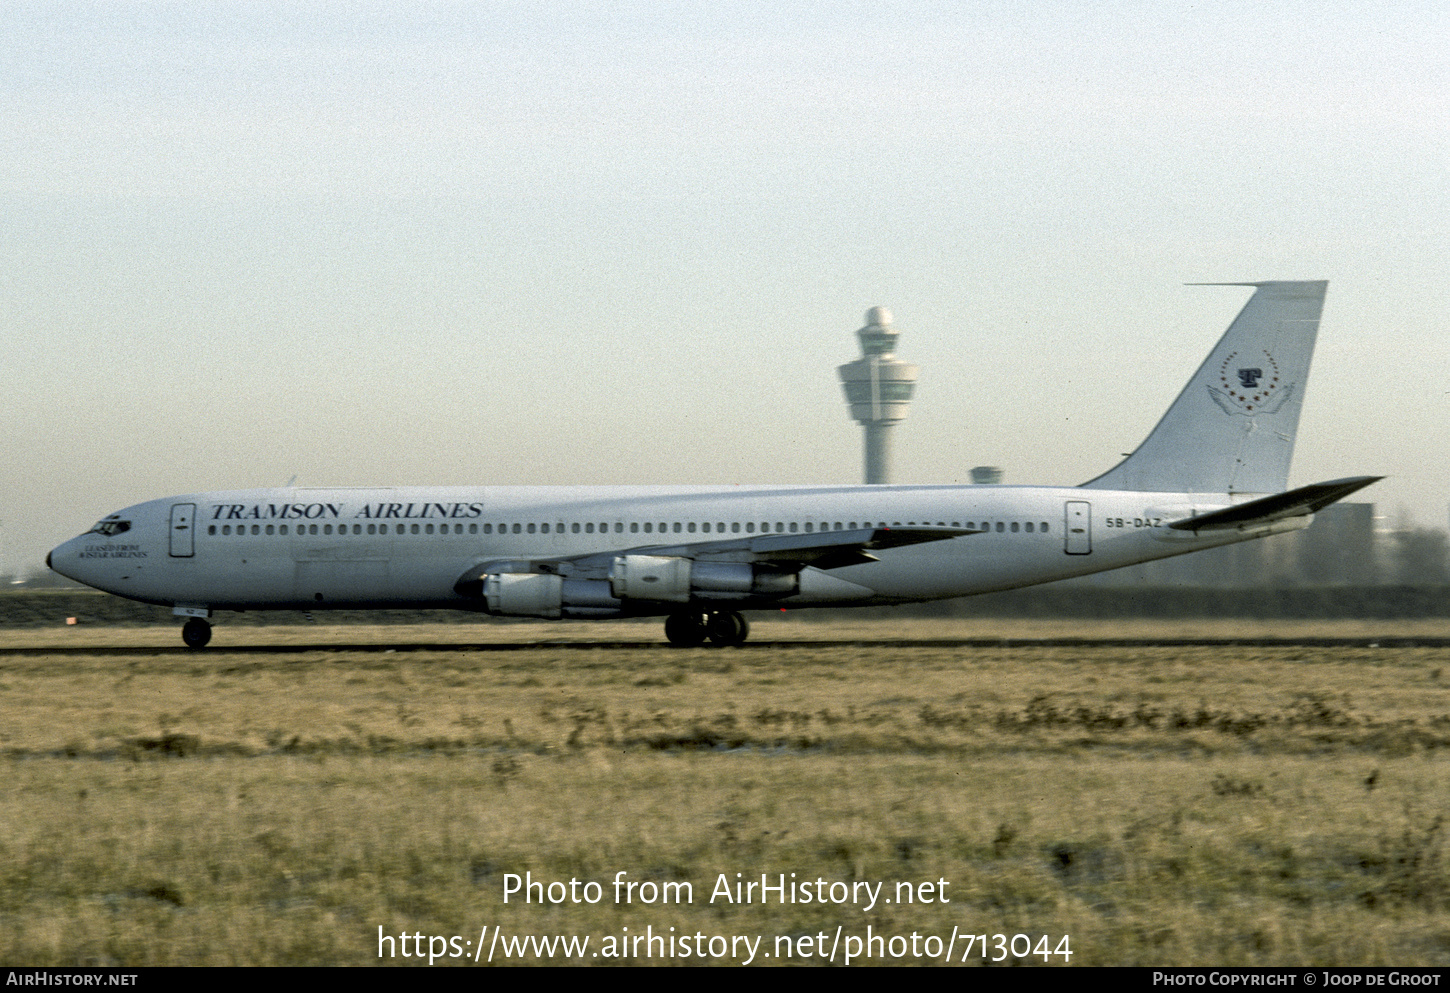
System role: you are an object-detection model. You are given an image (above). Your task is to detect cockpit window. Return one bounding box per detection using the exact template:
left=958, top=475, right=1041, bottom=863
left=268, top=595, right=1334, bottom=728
left=87, top=520, right=131, bottom=537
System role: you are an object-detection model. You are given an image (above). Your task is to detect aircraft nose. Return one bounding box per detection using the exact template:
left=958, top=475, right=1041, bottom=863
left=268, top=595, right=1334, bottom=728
left=47, top=538, right=84, bottom=583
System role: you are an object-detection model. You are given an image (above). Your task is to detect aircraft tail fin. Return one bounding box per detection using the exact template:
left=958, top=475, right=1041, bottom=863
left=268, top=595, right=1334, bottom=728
left=1081, top=281, right=1327, bottom=495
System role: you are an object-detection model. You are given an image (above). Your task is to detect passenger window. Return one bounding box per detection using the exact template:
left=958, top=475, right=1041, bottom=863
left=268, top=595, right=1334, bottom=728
left=266, top=525, right=275, bottom=535
left=995, top=522, right=1004, bottom=533
left=688, top=523, right=697, bottom=533
left=280, top=525, right=289, bottom=535
left=1041, top=522, right=1050, bottom=532
left=324, top=525, right=333, bottom=535
left=789, top=522, right=798, bottom=533
left=208, top=525, right=217, bottom=535
left=512, top=524, right=521, bottom=534
left=1011, top=522, right=1019, bottom=533
left=745, top=522, right=755, bottom=533
left=732, top=523, right=740, bottom=533
left=1025, top=522, right=1034, bottom=533
left=615, top=523, right=623, bottom=533
left=644, top=523, right=652, bottom=533
left=673, top=522, right=682, bottom=533
left=222, top=525, right=231, bottom=535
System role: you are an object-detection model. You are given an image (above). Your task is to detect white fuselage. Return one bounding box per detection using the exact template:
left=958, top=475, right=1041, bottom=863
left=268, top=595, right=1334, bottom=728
left=47, top=483, right=1300, bottom=614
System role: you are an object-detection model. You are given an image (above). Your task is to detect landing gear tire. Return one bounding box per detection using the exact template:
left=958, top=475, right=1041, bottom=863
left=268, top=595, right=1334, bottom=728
left=664, top=612, right=708, bottom=647
left=706, top=611, right=749, bottom=647
left=181, top=617, right=212, bottom=649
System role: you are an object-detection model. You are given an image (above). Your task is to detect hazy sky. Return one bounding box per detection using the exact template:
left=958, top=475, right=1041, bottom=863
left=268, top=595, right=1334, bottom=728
left=3, top=1, right=1447, bottom=574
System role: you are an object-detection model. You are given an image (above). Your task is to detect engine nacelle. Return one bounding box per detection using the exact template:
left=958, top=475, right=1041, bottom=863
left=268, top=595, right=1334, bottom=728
left=609, top=555, right=692, bottom=601
left=608, top=555, right=798, bottom=602
left=472, top=557, right=803, bottom=617
left=485, top=573, right=562, bottom=618
left=482, top=573, right=621, bottom=619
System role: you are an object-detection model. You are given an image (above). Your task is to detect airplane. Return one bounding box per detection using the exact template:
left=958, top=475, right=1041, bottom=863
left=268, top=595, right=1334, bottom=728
left=48, top=281, right=1379, bottom=649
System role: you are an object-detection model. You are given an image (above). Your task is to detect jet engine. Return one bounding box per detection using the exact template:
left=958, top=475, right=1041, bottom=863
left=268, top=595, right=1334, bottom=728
left=468, top=555, right=801, bottom=618
left=608, top=555, right=797, bottom=602
left=482, top=574, right=620, bottom=619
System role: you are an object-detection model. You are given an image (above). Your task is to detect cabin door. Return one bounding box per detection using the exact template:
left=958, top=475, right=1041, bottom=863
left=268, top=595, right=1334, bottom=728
left=169, top=503, right=196, bottom=558
left=1064, top=501, right=1092, bottom=555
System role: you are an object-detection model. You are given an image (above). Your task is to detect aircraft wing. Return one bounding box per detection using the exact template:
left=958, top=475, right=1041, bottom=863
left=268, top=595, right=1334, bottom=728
left=468, top=526, right=980, bottom=581
left=1165, top=476, right=1382, bottom=532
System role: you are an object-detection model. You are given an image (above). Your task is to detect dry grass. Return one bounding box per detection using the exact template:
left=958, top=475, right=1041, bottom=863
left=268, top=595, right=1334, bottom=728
left=3, top=621, right=1450, bottom=965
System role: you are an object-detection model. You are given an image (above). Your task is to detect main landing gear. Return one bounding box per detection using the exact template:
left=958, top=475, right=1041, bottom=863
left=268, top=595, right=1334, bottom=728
left=664, top=610, right=750, bottom=647
left=181, top=617, right=212, bottom=649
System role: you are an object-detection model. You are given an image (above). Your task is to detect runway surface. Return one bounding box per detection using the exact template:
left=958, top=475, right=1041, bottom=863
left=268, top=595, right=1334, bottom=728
left=4, top=635, right=1449, bottom=656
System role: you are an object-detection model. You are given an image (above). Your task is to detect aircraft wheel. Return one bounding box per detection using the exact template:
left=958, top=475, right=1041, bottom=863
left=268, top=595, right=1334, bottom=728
left=706, top=611, right=749, bottom=647
left=181, top=617, right=212, bottom=649
left=664, top=612, right=708, bottom=647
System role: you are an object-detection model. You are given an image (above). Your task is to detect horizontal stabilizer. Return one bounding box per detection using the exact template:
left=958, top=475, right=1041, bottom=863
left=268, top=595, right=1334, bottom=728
left=1166, top=476, right=1382, bottom=532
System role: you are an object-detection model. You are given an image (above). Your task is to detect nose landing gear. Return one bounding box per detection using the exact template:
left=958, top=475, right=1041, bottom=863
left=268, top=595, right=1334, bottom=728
left=664, top=610, right=750, bottom=647
left=181, top=617, right=212, bottom=649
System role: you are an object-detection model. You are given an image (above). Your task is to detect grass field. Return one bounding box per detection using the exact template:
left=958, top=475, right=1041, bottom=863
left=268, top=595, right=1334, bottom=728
left=3, top=618, right=1450, bottom=966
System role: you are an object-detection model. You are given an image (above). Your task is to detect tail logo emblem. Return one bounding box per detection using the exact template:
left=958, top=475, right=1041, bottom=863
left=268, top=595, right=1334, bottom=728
left=1209, top=350, right=1293, bottom=416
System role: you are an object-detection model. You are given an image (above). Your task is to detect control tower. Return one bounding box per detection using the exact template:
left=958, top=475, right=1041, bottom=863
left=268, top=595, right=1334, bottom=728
left=837, top=307, right=919, bottom=484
